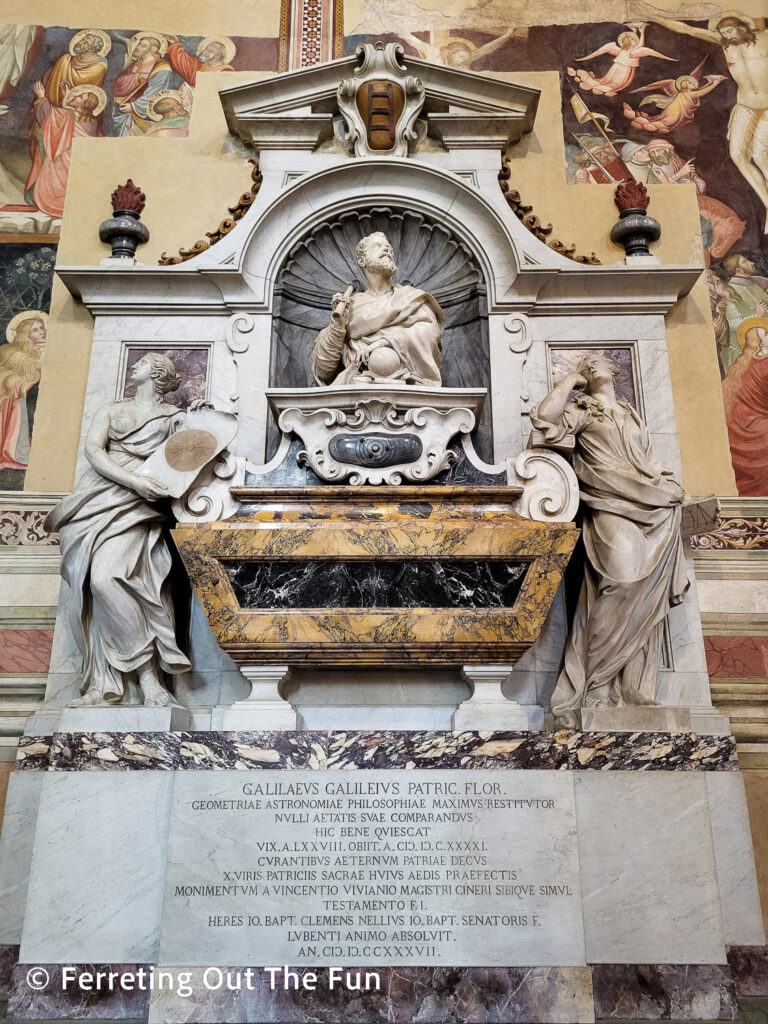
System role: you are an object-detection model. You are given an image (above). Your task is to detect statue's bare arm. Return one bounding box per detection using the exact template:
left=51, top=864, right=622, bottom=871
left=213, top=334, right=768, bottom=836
left=536, top=372, right=587, bottom=425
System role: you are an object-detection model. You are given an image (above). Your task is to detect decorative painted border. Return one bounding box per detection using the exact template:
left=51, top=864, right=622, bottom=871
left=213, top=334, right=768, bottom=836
left=16, top=729, right=738, bottom=772
left=693, top=516, right=768, bottom=552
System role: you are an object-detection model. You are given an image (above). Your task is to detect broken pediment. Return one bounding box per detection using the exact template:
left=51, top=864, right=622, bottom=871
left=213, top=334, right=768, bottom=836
left=219, top=41, right=540, bottom=155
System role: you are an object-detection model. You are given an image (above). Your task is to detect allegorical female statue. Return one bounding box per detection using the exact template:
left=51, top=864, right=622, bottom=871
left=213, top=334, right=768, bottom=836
left=46, top=353, right=206, bottom=708
left=311, top=231, right=444, bottom=386
left=532, top=353, right=689, bottom=726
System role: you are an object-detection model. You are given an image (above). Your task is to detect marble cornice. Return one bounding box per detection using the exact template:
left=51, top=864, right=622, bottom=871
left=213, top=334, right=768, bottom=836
left=55, top=261, right=703, bottom=318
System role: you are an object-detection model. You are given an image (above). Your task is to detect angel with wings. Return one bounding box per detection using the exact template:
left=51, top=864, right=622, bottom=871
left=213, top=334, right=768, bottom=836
left=622, top=58, right=727, bottom=133
left=568, top=22, right=676, bottom=97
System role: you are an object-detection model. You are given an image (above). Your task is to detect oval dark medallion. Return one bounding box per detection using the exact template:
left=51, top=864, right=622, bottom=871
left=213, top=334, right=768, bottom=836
left=329, top=433, right=423, bottom=468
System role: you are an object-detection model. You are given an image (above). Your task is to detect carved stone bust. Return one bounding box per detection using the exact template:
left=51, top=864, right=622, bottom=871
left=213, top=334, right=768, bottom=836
left=310, top=231, right=445, bottom=387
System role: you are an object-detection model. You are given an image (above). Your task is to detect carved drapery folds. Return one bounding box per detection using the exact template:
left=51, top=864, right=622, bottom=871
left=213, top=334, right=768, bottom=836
left=270, top=206, right=493, bottom=460
left=159, top=160, right=262, bottom=265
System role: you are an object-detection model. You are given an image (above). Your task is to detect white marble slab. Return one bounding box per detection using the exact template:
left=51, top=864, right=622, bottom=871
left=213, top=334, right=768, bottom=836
left=159, top=769, right=585, bottom=967
left=706, top=772, right=766, bottom=946
left=574, top=773, right=727, bottom=964
left=56, top=704, right=190, bottom=734
left=0, top=773, right=44, bottom=945
left=19, top=772, right=173, bottom=963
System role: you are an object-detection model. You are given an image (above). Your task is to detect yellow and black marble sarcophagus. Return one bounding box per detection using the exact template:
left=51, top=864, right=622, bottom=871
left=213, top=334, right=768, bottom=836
left=173, top=486, right=578, bottom=668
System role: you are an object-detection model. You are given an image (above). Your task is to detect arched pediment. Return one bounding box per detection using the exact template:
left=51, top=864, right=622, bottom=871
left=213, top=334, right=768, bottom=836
left=218, top=157, right=553, bottom=311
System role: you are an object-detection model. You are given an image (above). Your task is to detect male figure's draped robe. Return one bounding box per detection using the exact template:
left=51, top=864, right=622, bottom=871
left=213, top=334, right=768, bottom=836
left=311, top=283, right=444, bottom=386
left=531, top=397, right=689, bottom=717
left=113, top=57, right=175, bottom=136
left=45, top=410, right=191, bottom=702
left=41, top=50, right=106, bottom=106
left=725, top=348, right=768, bottom=495
left=167, top=42, right=234, bottom=85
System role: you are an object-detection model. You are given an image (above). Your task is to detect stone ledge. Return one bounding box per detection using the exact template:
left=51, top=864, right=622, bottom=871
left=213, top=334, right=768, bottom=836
left=15, top=729, right=737, bottom=772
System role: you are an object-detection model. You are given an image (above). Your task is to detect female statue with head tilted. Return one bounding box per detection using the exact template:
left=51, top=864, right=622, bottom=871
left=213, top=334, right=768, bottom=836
left=46, top=353, right=203, bottom=708
left=532, top=353, right=689, bottom=726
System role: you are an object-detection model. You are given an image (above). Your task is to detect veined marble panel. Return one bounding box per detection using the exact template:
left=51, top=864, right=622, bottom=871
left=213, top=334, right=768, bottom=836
left=147, top=966, right=595, bottom=1024
left=12, top=730, right=738, bottom=772
left=7, top=962, right=151, bottom=1021
left=179, top=731, right=326, bottom=770
left=706, top=773, right=765, bottom=946
left=590, top=964, right=737, bottom=1022
left=324, top=730, right=736, bottom=771
left=0, top=944, right=18, bottom=997
left=727, top=945, right=768, bottom=997
left=15, top=736, right=50, bottom=771
left=574, top=773, right=727, bottom=964
left=0, top=773, right=44, bottom=945
left=20, top=773, right=173, bottom=963
left=50, top=732, right=181, bottom=771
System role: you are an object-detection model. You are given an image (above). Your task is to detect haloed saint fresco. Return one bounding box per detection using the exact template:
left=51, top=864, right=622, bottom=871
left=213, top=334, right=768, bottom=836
left=0, top=243, right=55, bottom=489
left=0, top=22, right=276, bottom=485
left=0, top=24, right=278, bottom=236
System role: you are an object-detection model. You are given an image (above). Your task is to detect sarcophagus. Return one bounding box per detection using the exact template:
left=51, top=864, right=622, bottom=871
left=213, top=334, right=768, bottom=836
left=173, top=486, right=578, bottom=667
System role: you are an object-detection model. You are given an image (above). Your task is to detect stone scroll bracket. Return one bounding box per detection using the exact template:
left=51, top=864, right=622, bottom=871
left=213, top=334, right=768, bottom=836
left=488, top=314, right=532, bottom=461
left=458, top=435, right=578, bottom=524
left=507, top=449, right=580, bottom=524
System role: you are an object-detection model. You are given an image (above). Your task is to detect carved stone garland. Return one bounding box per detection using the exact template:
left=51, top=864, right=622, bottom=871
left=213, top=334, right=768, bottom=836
left=159, top=160, right=263, bottom=265
left=498, top=160, right=601, bottom=266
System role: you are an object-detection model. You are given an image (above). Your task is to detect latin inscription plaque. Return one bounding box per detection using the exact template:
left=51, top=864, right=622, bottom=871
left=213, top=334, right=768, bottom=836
left=159, top=770, right=585, bottom=966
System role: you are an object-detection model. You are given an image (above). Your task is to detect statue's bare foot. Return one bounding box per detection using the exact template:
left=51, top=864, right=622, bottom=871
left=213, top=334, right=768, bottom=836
left=623, top=691, right=660, bottom=707
left=69, top=688, right=104, bottom=708
left=584, top=686, right=610, bottom=708
left=141, top=681, right=171, bottom=707
left=553, top=711, right=580, bottom=730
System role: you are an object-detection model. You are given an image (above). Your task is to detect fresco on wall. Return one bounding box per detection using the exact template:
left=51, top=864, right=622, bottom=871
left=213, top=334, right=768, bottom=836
left=0, top=22, right=276, bottom=486
left=351, top=13, right=768, bottom=497
left=0, top=24, right=279, bottom=237
left=0, top=242, right=55, bottom=489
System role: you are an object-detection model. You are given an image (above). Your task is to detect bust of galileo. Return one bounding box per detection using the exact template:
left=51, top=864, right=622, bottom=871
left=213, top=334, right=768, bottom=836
left=310, top=231, right=445, bottom=387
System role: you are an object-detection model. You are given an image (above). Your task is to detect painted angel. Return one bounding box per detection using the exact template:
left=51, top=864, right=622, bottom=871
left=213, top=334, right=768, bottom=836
left=622, top=58, right=727, bottom=134
left=568, top=22, right=677, bottom=97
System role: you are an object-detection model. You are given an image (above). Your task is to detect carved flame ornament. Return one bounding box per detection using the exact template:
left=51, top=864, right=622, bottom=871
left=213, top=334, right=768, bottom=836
left=614, top=179, right=650, bottom=213
left=111, top=179, right=146, bottom=215
left=338, top=42, right=425, bottom=158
